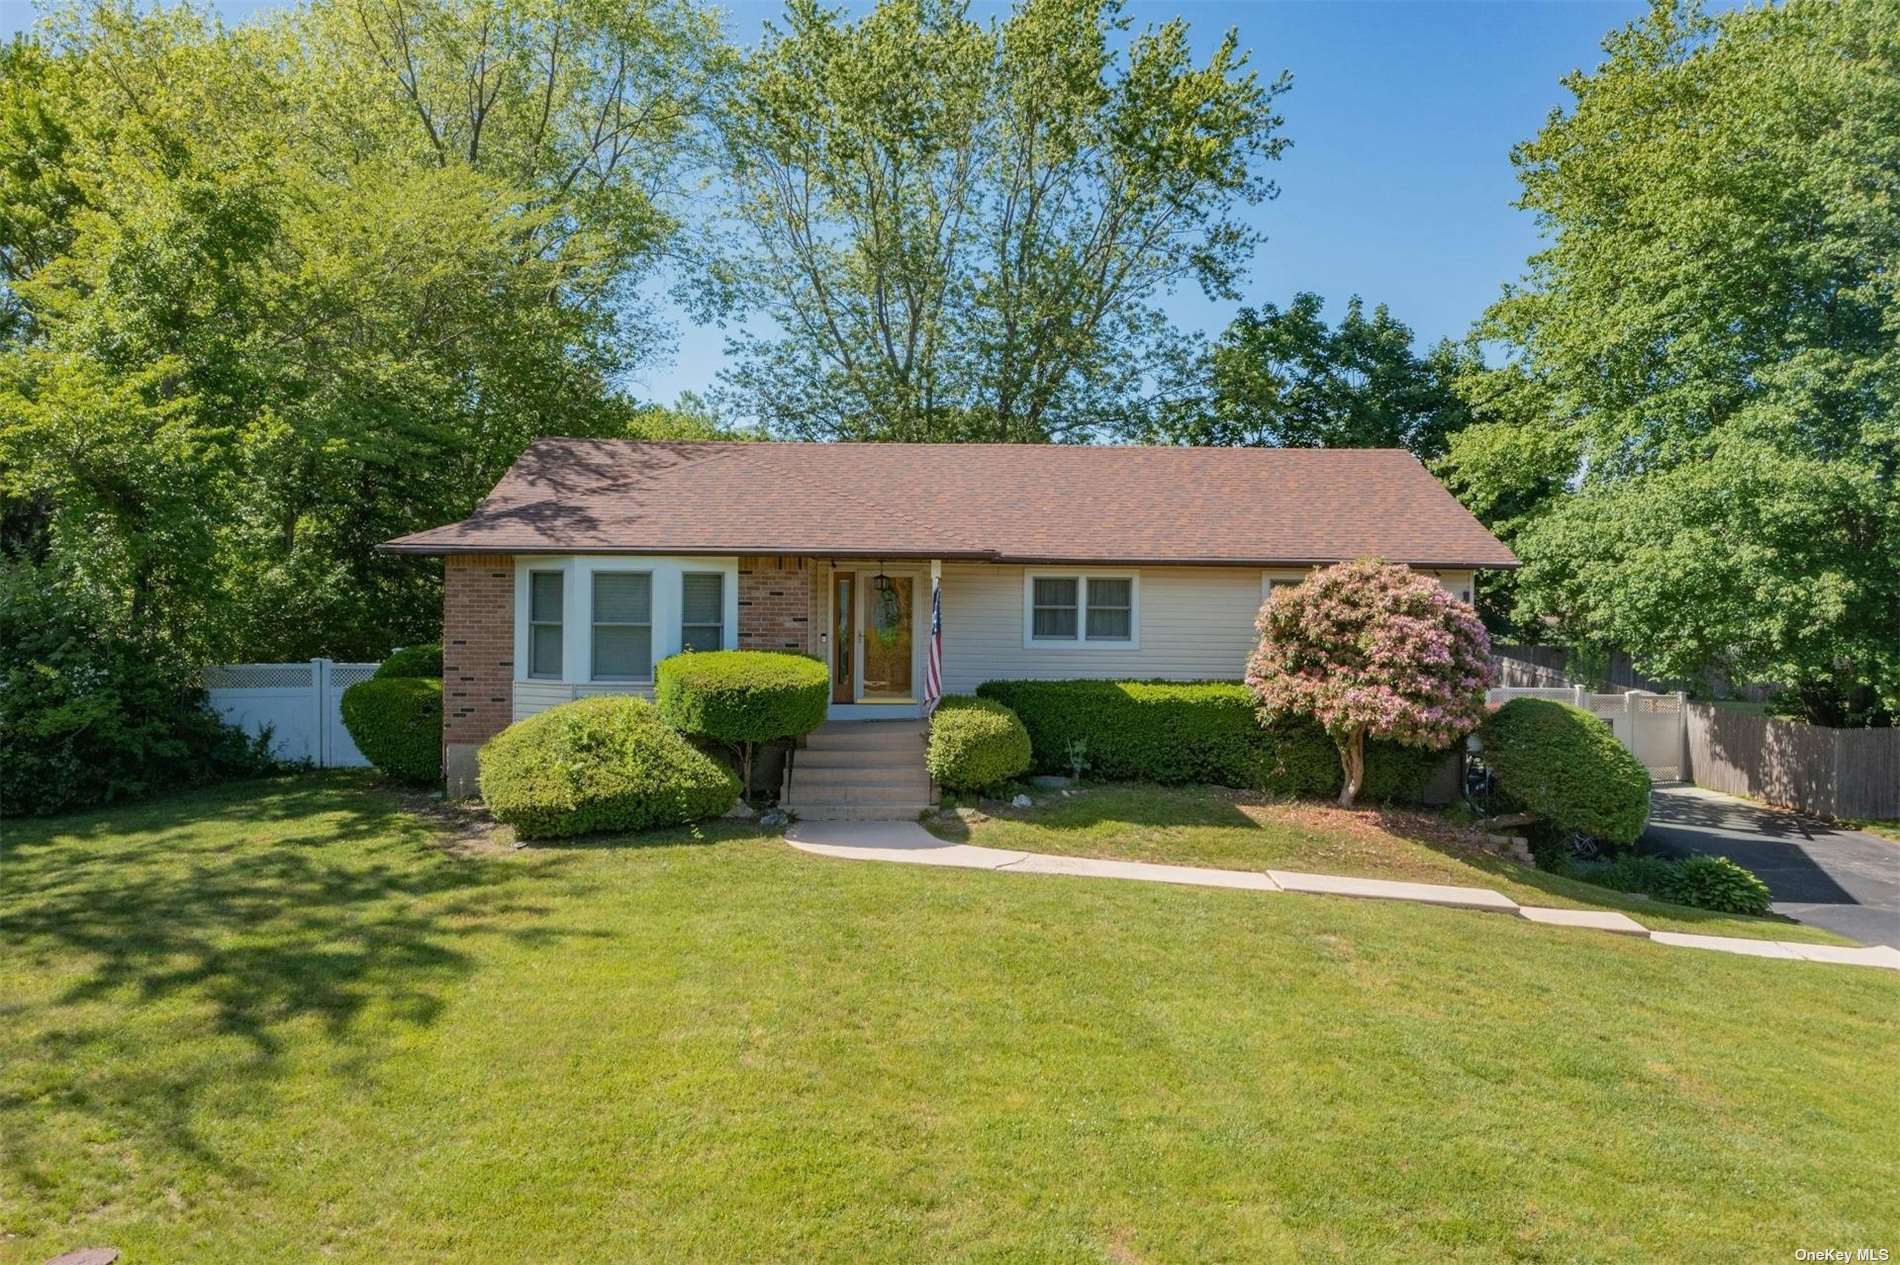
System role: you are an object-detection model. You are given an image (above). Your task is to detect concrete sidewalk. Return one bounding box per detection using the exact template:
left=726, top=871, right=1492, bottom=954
left=784, top=820, right=1900, bottom=972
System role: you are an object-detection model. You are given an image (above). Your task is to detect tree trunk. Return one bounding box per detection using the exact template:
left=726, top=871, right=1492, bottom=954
left=1337, top=727, right=1366, bottom=807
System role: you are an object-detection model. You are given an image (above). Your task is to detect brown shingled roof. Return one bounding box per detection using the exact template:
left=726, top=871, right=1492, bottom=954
left=381, top=439, right=1517, bottom=569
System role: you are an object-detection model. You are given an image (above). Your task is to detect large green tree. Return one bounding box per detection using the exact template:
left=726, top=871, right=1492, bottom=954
left=0, top=0, right=724, bottom=661
left=708, top=0, right=1288, bottom=442
left=1143, top=292, right=1477, bottom=458
left=1441, top=0, right=1900, bottom=723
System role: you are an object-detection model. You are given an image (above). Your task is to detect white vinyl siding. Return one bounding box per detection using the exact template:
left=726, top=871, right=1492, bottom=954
left=946, top=564, right=1253, bottom=691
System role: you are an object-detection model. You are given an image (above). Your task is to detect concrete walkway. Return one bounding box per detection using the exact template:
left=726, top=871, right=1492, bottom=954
left=1644, top=784, right=1900, bottom=948
left=784, top=820, right=1900, bottom=972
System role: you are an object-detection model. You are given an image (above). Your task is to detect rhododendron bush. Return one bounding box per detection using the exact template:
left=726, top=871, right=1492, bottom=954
left=1247, top=559, right=1494, bottom=806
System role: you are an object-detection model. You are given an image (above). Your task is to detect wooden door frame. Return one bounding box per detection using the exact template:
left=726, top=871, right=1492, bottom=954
left=826, top=564, right=926, bottom=711
left=830, top=570, right=855, bottom=704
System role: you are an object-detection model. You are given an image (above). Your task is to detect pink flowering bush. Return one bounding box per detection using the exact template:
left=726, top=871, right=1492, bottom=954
left=1247, top=558, right=1494, bottom=806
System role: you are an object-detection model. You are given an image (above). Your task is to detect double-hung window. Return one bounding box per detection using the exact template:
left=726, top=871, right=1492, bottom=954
left=528, top=571, right=564, bottom=679
left=1031, top=577, right=1079, bottom=639
left=592, top=572, right=652, bottom=681
left=681, top=573, right=725, bottom=652
left=1085, top=578, right=1132, bottom=640
left=1027, top=574, right=1136, bottom=646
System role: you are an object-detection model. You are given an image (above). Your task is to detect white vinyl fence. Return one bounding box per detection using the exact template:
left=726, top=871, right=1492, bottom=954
left=1487, top=685, right=1686, bottom=781
left=206, top=659, right=380, bottom=767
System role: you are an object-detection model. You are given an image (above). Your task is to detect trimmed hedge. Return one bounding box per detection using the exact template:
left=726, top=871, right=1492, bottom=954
left=339, top=676, right=442, bottom=784
left=478, top=695, right=738, bottom=840
left=656, top=650, right=829, bottom=742
left=926, top=697, right=1033, bottom=791
left=375, top=643, right=443, bottom=679
left=1576, top=852, right=1773, bottom=916
left=973, top=679, right=1445, bottom=802
left=1479, top=699, right=1652, bottom=846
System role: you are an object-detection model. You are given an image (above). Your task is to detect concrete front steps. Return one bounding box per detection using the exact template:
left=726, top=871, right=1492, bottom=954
left=783, top=720, right=932, bottom=821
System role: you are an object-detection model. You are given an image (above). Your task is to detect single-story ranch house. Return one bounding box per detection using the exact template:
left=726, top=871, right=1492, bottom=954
left=383, top=439, right=1517, bottom=790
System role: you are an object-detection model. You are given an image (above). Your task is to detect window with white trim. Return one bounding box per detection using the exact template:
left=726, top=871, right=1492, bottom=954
left=681, top=572, right=725, bottom=652
left=528, top=571, right=564, bottom=679
left=1031, top=577, right=1078, bottom=639
left=1085, top=578, right=1132, bottom=640
left=1026, top=574, right=1137, bottom=645
left=592, top=571, right=653, bottom=681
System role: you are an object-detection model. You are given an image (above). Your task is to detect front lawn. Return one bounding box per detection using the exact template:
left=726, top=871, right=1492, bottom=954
left=929, top=784, right=1851, bottom=943
left=3, top=774, right=1895, bottom=1262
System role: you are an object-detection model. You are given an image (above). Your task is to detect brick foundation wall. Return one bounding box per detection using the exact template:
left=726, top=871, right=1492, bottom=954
left=738, top=556, right=816, bottom=654
left=442, top=555, right=515, bottom=771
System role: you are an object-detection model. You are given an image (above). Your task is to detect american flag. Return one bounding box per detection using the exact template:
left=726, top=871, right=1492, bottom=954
left=923, top=579, right=943, bottom=715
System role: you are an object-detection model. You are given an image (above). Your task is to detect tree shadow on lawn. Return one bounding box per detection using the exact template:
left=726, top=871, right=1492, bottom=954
left=523, top=818, right=768, bottom=852
left=0, top=774, right=597, bottom=1199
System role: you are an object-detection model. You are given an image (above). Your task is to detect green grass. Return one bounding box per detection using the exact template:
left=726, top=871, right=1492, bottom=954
left=4, top=774, right=1896, bottom=1263
left=930, top=784, right=1851, bottom=943
left=1841, top=818, right=1900, bottom=845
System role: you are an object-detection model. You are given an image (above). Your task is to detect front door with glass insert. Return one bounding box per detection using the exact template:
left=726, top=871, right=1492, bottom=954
left=859, top=573, right=914, bottom=700
left=831, top=573, right=855, bottom=703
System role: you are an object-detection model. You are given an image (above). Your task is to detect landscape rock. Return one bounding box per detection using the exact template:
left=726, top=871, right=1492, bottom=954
left=758, top=808, right=789, bottom=828
left=1010, top=793, right=1033, bottom=808
left=723, top=800, right=757, bottom=820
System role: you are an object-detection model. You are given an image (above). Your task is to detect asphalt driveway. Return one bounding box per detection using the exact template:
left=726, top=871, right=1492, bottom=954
left=1643, top=784, right=1900, bottom=947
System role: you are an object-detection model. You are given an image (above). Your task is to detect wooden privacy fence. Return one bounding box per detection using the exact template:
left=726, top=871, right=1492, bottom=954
left=1684, top=703, right=1900, bottom=820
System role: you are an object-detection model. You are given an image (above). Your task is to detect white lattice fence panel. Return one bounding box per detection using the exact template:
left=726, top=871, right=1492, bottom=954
left=207, top=658, right=386, bottom=767
left=322, top=662, right=379, bottom=768
left=328, top=662, right=380, bottom=689
left=1486, top=686, right=1580, bottom=706
left=205, top=663, right=315, bottom=690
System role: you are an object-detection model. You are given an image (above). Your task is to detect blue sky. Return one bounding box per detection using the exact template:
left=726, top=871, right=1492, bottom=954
left=2, top=0, right=1668, bottom=404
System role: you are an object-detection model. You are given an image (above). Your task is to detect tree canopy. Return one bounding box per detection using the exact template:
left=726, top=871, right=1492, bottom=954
left=1440, top=0, right=1899, bottom=723
left=705, top=0, right=1289, bottom=442
left=1143, top=292, right=1477, bottom=458
left=0, top=0, right=726, bottom=661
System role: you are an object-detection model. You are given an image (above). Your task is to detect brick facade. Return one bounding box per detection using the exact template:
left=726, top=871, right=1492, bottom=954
left=738, top=556, right=817, bottom=654
left=442, top=554, right=514, bottom=791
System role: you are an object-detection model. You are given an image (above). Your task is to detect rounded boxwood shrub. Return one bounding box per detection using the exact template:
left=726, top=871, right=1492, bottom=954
left=973, top=679, right=1444, bottom=802
left=375, top=643, right=442, bottom=679
left=478, top=695, right=738, bottom=840
left=1478, top=698, right=1652, bottom=846
left=656, top=650, right=829, bottom=740
left=340, top=676, right=443, bottom=784
left=926, top=697, right=1032, bottom=791
left=657, top=650, right=829, bottom=797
